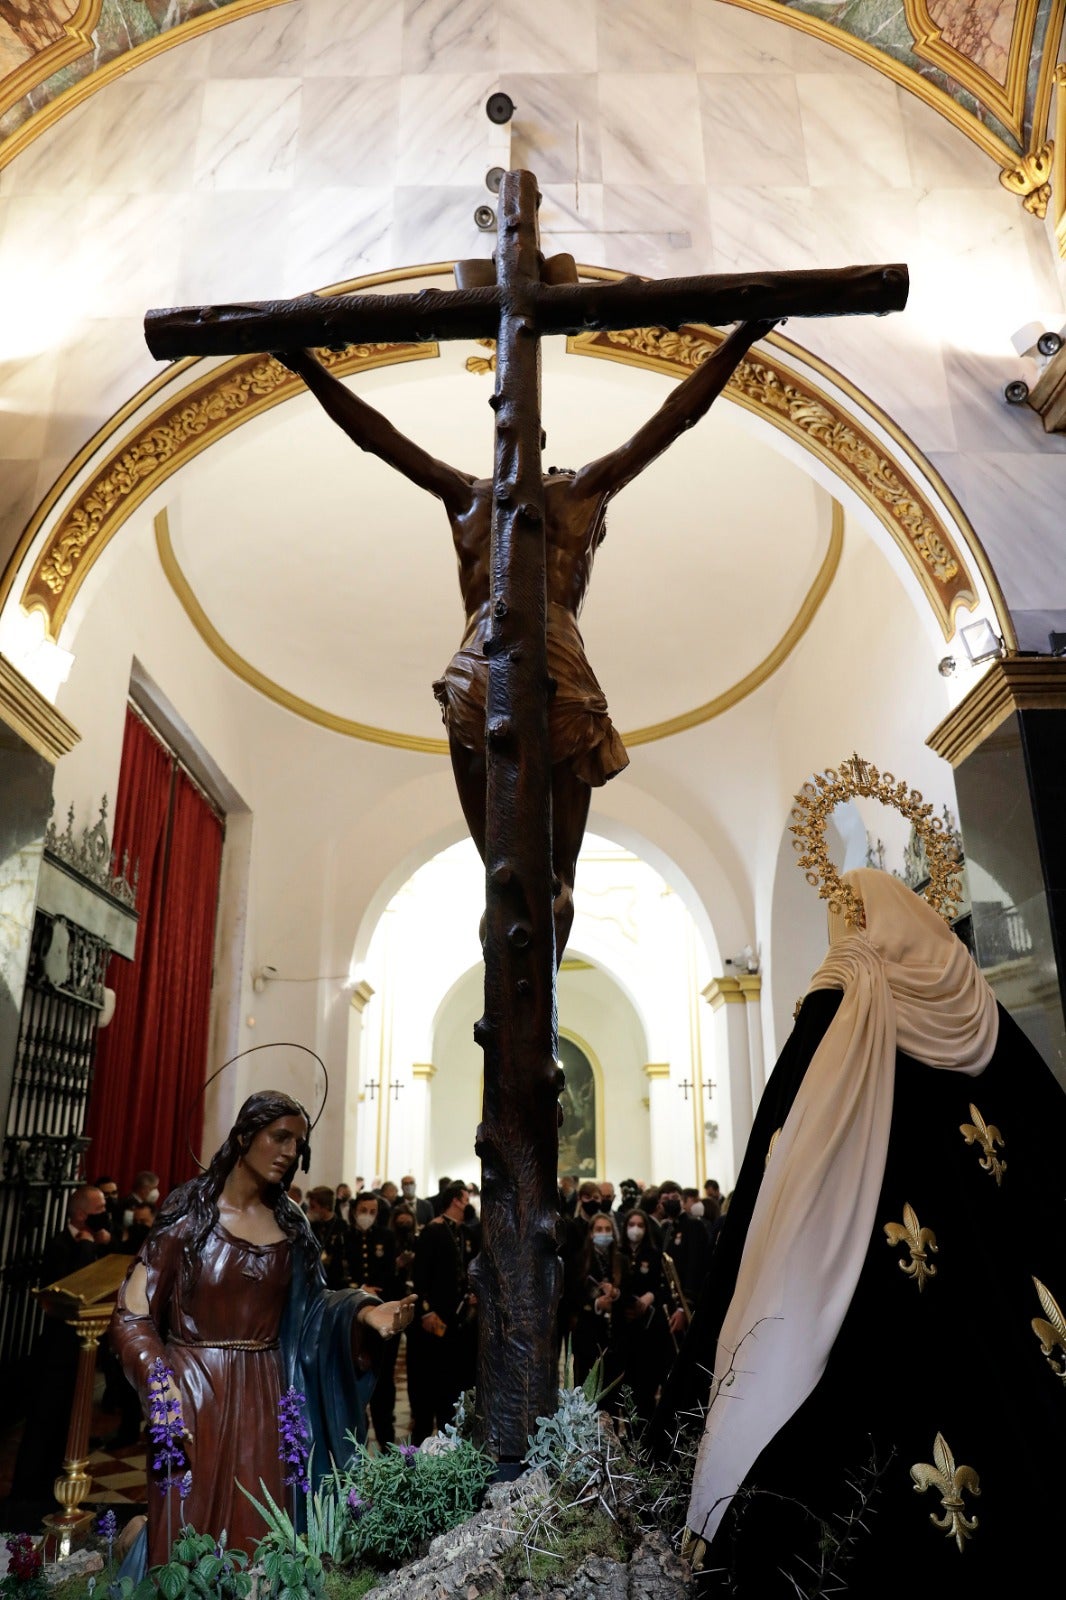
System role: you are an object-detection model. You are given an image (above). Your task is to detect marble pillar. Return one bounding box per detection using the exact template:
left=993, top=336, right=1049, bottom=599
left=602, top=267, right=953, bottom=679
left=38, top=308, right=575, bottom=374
left=0, top=657, right=79, bottom=1137
left=928, top=659, right=1066, bottom=1088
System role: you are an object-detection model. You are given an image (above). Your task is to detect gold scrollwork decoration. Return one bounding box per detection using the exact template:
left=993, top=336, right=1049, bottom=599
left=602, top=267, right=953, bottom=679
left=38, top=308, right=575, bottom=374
left=959, top=1104, right=1006, bottom=1186
left=789, top=753, right=963, bottom=927
left=910, top=1433, right=981, bottom=1552
left=587, top=325, right=976, bottom=637
left=884, top=1202, right=939, bottom=1291
left=20, top=341, right=437, bottom=635
left=999, top=140, right=1055, bottom=217
left=764, top=1126, right=782, bottom=1169
left=1031, top=1277, right=1066, bottom=1382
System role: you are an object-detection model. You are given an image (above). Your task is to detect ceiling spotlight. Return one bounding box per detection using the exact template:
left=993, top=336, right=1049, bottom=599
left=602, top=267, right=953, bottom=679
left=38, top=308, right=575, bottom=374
left=1004, top=379, right=1030, bottom=404
left=474, top=204, right=497, bottom=232
left=486, top=167, right=504, bottom=193
left=486, top=92, right=514, bottom=125
left=1037, top=330, right=1063, bottom=359
left=960, top=619, right=1004, bottom=665
left=938, top=656, right=957, bottom=677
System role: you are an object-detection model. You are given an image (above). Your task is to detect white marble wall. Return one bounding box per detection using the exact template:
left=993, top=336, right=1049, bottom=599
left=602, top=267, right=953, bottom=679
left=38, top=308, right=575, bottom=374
left=0, top=0, right=1063, bottom=612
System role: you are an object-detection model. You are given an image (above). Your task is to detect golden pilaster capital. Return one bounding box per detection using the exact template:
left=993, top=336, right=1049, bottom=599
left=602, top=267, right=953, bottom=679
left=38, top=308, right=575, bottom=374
left=642, top=1061, right=670, bottom=1080
left=702, top=977, right=744, bottom=1009
left=350, top=979, right=375, bottom=1013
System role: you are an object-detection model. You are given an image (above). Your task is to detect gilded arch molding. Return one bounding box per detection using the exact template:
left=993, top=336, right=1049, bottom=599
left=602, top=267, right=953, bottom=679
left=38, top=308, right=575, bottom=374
left=724, top=0, right=1064, bottom=216
left=5, top=265, right=1006, bottom=700
left=0, top=0, right=290, bottom=168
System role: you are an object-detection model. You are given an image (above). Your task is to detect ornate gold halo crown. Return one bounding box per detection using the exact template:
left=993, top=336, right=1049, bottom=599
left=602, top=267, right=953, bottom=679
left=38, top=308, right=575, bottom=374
left=789, top=753, right=963, bottom=928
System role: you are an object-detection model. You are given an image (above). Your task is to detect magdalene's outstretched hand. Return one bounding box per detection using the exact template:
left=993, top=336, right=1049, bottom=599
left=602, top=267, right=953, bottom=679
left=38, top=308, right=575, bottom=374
left=359, top=1293, right=418, bottom=1339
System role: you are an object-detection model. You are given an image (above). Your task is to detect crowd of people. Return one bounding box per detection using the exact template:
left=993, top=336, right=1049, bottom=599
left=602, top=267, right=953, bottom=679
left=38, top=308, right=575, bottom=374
left=11, top=1160, right=725, bottom=1507
left=283, top=1170, right=726, bottom=1442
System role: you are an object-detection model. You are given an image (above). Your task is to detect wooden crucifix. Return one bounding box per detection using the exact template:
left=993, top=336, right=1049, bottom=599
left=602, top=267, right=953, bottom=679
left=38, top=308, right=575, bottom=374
left=145, top=170, right=908, bottom=1461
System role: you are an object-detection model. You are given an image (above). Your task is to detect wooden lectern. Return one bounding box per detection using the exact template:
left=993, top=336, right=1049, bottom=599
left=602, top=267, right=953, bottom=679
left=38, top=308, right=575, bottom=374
left=35, top=1253, right=131, bottom=1554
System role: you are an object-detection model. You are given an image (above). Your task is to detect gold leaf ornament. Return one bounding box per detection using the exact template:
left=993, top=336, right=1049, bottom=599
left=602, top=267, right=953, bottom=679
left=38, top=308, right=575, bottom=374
left=959, top=1104, right=1006, bottom=1186
left=884, top=1202, right=938, bottom=1291
left=910, top=1432, right=980, bottom=1552
left=1031, top=1277, right=1066, bottom=1382
left=789, top=753, right=963, bottom=927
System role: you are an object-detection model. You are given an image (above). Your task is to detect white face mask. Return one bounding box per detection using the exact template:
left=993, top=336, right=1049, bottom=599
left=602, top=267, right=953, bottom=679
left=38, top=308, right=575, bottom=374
left=592, top=1233, right=612, bottom=1250
left=626, top=1226, right=644, bottom=1245
left=147, top=1188, right=160, bottom=1206
left=690, top=1201, right=705, bottom=1219
left=402, top=1182, right=416, bottom=1198
left=354, top=1212, right=375, bottom=1231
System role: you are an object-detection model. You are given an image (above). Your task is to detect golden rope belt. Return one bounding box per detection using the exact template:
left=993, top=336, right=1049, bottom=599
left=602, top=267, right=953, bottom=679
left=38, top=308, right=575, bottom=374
left=168, top=1338, right=279, bottom=1351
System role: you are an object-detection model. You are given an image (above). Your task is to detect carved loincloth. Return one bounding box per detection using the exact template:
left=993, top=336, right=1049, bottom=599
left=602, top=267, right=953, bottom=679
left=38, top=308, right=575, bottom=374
left=433, top=602, right=629, bottom=787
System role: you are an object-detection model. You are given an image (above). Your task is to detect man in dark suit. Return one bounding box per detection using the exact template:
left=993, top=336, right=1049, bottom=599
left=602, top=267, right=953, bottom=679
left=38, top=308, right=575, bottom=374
left=408, top=1182, right=478, bottom=1441
left=399, top=1174, right=433, bottom=1227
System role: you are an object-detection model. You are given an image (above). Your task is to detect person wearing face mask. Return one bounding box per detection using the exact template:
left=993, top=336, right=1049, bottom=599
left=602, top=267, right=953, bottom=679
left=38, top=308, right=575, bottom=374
left=400, top=1174, right=433, bottom=1227
left=568, top=1214, right=621, bottom=1388
left=659, top=1180, right=709, bottom=1336
left=409, top=1183, right=479, bottom=1442
left=559, top=1180, right=606, bottom=1341
left=11, top=1185, right=115, bottom=1496
left=346, top=1194, right=395, bottom=1299
left=119, top=1170, right=160, bottom=1238
left=610, top=1206, right=669, bottom=1426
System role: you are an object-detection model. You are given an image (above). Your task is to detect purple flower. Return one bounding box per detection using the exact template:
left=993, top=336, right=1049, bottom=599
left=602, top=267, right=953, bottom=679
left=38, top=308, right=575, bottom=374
left=346, top=1489, right=368, bottom=1520
left=397, top=1443, right=418, bottom=1466
left=97, top=1510, right=117, bottom=1545
left=178, top=1469, right=193, bottom=1502
left=277, top=1386, right=311, bottom=1495
left=146, top=1356, right=187, bottom=1489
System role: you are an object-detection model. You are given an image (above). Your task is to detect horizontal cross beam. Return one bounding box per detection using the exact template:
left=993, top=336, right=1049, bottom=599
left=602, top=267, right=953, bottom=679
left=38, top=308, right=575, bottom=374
left=144, top=264, right=908, bottom=361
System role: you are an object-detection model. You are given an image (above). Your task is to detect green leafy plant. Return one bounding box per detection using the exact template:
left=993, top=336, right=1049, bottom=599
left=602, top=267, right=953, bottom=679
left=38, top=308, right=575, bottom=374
left=102, top=1528, right=252, bottom=1600
left=236, top=1478, right=336, bottom=1580
left=335, top=1439, right=495, bottom=1569
left=523, top=1359, right=617, bottom=1487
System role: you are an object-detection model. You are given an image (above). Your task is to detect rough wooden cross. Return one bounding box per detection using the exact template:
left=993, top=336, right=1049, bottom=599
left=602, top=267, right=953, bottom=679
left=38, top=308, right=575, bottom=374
left=145, top=170, right=907, bottom=1461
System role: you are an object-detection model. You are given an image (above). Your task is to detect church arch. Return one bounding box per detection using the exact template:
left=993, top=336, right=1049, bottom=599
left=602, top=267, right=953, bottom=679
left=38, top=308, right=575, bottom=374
left=0, top=265, right=1011, bottom=663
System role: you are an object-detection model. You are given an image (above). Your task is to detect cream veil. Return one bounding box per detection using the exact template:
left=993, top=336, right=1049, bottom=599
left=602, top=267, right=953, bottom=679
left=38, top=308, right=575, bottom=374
left=687, top=868, right=998, bottom=1544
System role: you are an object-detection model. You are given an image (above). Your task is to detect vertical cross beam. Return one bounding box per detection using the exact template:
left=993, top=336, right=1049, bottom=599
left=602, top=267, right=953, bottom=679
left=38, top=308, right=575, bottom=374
left=471, top=172, right=561, bottom=1459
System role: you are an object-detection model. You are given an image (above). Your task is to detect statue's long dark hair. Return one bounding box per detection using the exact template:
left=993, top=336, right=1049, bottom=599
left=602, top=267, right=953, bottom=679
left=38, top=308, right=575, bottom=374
left=155, top=1090, right=321, bottom=1293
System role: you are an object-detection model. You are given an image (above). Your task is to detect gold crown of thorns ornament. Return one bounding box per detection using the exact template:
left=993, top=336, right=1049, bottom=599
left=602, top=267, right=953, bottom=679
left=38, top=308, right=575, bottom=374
left=789, top=753, right=963, bottom=928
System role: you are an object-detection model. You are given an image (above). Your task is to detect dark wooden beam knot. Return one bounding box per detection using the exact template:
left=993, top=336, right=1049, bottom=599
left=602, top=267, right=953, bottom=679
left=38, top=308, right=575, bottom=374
left=507, top=923, right=532, bottom=949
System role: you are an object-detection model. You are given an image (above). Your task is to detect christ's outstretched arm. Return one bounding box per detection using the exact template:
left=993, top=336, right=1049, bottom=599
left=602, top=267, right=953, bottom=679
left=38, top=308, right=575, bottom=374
left=571, top=318, right=777, bottom=502
left=275, top=348, right=475, bottom=511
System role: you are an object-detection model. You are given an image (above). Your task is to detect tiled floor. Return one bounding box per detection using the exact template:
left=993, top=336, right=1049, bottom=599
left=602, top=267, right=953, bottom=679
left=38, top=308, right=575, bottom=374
left=1, top=1349, right=414, bottom=1521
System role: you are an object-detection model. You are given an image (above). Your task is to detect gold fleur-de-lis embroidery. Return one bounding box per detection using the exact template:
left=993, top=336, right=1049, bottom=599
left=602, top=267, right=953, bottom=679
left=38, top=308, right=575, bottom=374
left=1031, top=1277, right=1066, bottom=1382
left=959, top=1104, right=1006, bottom=1186
left=884, top=1203, right=938, bottom=1291
left=910, top=1433, right=980, bottom=1551
left=765, top=1127, right=782, bottom=1169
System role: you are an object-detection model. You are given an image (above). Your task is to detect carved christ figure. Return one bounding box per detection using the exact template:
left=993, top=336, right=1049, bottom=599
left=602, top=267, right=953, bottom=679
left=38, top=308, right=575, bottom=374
left=276, top=316, right=774, bottom=959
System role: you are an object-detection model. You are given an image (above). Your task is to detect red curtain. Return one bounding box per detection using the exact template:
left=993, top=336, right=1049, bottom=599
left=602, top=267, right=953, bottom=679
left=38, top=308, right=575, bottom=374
left=86, top=708, right=224, bottom=1192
